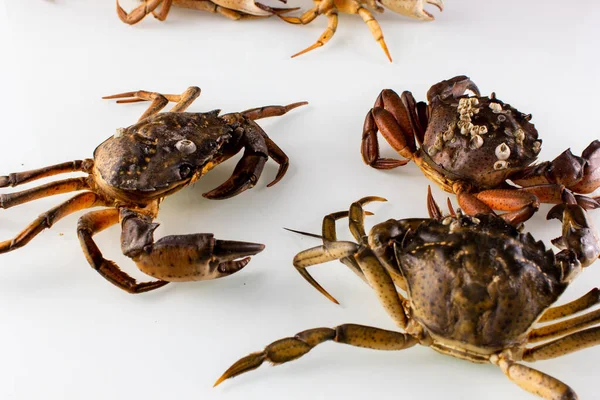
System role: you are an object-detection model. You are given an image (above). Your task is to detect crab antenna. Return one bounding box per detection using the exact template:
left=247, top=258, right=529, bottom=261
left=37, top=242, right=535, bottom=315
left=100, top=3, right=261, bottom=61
left=284, top=227, right=323, bottom=240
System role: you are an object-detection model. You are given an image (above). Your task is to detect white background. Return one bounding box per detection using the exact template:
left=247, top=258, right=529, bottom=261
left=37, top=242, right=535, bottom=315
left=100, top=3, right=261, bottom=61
left=1, top=1, right=599, bottom=399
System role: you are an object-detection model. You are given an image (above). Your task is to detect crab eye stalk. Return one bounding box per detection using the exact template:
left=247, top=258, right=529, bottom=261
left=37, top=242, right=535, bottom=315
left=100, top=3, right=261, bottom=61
left=178, top=164, right=193, bottom=179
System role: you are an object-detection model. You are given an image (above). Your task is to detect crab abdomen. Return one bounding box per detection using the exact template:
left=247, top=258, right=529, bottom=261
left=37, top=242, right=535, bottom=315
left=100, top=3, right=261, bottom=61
left=397, top=214, right=565, bottom=351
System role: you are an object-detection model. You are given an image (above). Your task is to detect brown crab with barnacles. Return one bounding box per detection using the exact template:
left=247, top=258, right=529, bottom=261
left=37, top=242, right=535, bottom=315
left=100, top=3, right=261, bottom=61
left=216, top=189, right=600, bottom=400
left=0, top=87, right=306, bottom=293
left=362, top=75, right=600, bottom=224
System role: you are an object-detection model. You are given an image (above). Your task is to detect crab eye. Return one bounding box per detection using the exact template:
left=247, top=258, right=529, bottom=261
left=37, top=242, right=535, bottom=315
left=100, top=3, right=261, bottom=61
left=175, top=139, right=197, bottom=154
left=178, top=164, right=193, bottom=179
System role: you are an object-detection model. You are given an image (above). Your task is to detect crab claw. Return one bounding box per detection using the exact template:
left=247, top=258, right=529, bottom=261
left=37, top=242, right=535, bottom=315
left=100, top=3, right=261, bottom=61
left=378, top=0, right=444, bottom=21
left=571, top=140, right=600, bottom=194
left=547, top=204, right=600, bottom=269
left=427, top=75, right=481, bottom=103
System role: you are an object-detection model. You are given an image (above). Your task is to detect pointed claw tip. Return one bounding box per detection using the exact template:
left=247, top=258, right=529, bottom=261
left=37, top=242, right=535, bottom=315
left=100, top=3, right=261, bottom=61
left=213, top=375, right=227, bottom=388
left=364, top=211, right=375, bottom=216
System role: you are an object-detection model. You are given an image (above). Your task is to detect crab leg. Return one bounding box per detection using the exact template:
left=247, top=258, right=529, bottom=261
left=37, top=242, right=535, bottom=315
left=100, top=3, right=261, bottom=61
left=241, top=101, right=308, bottom=121
left=103, top=86, right=201, bottom=121
left=116, top=0, right=169, bottom=24
left=362, top=89, right=419, bottom=169
left=524, top=326, right=600, bottom=362
left=356, top=6, right=391, bottom=62
left=214, top=324, right=418, bottom=386
left=0, top=192, right=102, bottom=254
left=539, top=288, right=600, bottom=322
left=0, top=160, right=92, bottom=188
left=495, top=358, right=577, bottom=400
left=291, top=10, right=339, bottom=59
left=455, top=188, right=540, bottom=226
left=203, top=120, right=268, bottom=199
left=78, top=209, right=169, bottom=294
left=0, top=178, right=89, bottom=210
left=529, top=308, right=600, bottom=343
left=512, top=141, right=600, bottom=208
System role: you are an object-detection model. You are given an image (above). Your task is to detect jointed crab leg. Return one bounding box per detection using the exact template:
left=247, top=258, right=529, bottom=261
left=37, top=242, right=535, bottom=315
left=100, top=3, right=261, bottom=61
left=528, top=308, right=600, bottom=343
left=78, top=209, right=170, bottom=294
left=524, top=326, right=600, bottom=362
left=215, top=324, right=418, bottom=386
left=539, top=288, right=600, bottom=322
left=103, top=86, right=202, bottom=121
left=0, top=177, right=89, bottom=210
left=281, top=0, right=391, bottom=61
left=116, top=0, right=171, bottom=24
left=0, top=159, right=92, bottom=188
left=0, top=192, right=102, bottom=254
left=495, top=358, right=576, bottom=400
left=241, top=101, right=308, bottom=120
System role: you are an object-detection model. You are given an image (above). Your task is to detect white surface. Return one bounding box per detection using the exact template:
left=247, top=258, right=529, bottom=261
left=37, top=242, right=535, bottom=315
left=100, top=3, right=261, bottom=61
left=1, top=1, right=599, bottom=399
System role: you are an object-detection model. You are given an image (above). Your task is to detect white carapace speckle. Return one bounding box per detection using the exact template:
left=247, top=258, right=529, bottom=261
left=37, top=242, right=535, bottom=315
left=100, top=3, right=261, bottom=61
left=495, top=143, right=511, bottom=160
left=442, top=217, right=453, bottom=225
left=533, top=141, right=541, bottom=154
left=514, top=129, right=525, bottom=145
left=114, top=127, right=126, bottom=138
left=497, top=114, right=507, bottom=123
left=175, top=139, right=197, bottom=154
left=494, top=160, right=509, bottom=170
left=489, top=102, right=502, bottom=113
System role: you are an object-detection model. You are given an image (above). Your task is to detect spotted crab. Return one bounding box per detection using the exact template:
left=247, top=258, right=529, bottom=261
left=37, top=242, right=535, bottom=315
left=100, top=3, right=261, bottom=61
left=281, top=0, right=444, bottom=61
left=216, top=189, right=600, bottom=399
left=0, top=87, right=306, bottom=293
left=116, top=0, right=297, bottom=24
left=362, top=75, right=600, bottom=224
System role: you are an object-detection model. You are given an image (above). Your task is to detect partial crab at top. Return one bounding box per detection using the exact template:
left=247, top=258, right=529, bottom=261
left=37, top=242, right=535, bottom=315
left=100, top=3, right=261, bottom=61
left=362, top=75, right=600, bottom=224
left=280, top=0, right=444, bottom=61
left=115, top=0, right=298, bottom=25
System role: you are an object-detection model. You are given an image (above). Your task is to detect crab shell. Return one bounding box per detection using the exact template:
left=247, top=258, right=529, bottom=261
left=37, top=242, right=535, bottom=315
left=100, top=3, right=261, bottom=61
left=393, top=213, right=565, bottom=360
left=93, top=111, right=233, bottom=204
left=423, top=94, right=541, bottom=190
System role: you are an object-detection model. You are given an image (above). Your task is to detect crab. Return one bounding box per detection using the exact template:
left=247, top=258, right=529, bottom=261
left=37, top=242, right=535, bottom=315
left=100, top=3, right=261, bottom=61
left=281, top=0, right=444, bottom=61
left=115, top=0, right=297, bottom=25
left=0, top=87, right=306, bottom=294
left=215, top=189, right=600, bottom=399
left=362, top=75, right=600, bottom=225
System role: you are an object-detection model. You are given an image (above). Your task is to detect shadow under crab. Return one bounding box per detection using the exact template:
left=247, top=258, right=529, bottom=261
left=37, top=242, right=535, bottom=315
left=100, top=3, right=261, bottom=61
left=0, top=87, right=306, bottom=293
left=217, top=189, right=600, bottom=399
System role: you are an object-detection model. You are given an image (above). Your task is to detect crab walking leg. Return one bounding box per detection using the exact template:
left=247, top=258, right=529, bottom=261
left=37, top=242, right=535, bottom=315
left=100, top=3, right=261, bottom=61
left=348, top=196, right=387, bottom=243
left=214, top=324, right=418, bottom=386
left=293, top=241, right=361, bottom=304
left=102, top=87, right=201, bottom=121
left=362, top=91, right=418, bottom=169
left=495, top=359, right=577, bottom=400
left=151, top=0, right=174, bottom=20
left=0, top=192, right=102, bottom=254
left=539, top=288, right=600, bottom=322
left=528, top=308, right=600, bottom=343
left=322, top=210, right=370, bottom=284
left=0, top=160, right=92, bottom=188
left=291, top=10, right=339, bottom=59
left=203, top=120, right=269, bottom=199
left=524, top=326, right=600, bottom=362
left=116, top=0, right=168, bottom=24
left=353, top=246, right=408, bottom=328
left=0, top=178, right=89, bottom=209
left=455, top=187, right=539, bottom=226
left=241, top=102, right=308, bottom=121
left=263, top=136, right=288, bottom=187
left=118, top=209, right=264, bottom=282
left=77, top=209, right=169, bottom=294
left=356, top=6, right=391, bottom=62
